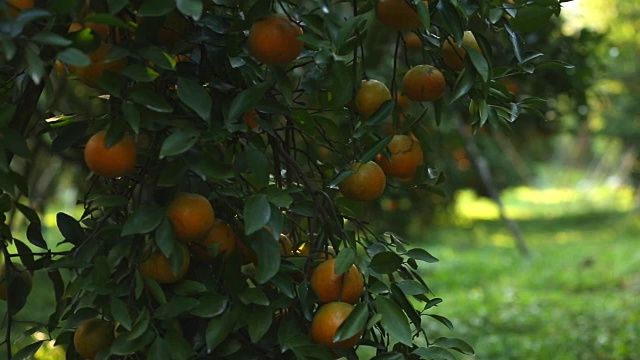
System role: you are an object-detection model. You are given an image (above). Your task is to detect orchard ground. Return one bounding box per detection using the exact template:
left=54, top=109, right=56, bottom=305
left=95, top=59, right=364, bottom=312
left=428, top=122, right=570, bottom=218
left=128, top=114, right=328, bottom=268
left=2, top=163, right=639, bottom=360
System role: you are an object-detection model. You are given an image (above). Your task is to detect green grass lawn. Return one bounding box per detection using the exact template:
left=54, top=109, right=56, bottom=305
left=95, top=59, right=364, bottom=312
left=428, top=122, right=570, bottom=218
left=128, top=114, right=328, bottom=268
left=419, top=189, right=640, bottom=360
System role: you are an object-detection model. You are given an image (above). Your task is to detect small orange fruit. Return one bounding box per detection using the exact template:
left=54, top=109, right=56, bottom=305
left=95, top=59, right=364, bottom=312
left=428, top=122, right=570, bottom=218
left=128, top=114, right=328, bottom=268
left=73, top=43, right=128, bottom=88
left=338, top=161, right=386, bottom=202
left=138, top=243, right=190, bottom=284
left=376, top=0, right=429, bottom=31
left=3, top=0, right=34, bottom=17
left=243, top=109, right=260, bottom=129
left=248, top=14, right=304, bottom=65
left=404, top=32, right=422, bottom=50
left=441, top=31, right=481, bottom=71
left=310, top=258, right=364, bottom=304
left=0, top=263, right=32, bottom=301
left=279, top=234, right=294, bottom=256
left=189, top=219, right=238, bottom=262
left=354, top=79, right=392, bottom=118
left=297, top=243, right=336, bottom=259
left=402, top=64, right=446, bottom=102
left=84, top=130, right=137, bottom=178
left=73, top=318, right=115, bottom=359
left=311, top=302, right=363, bottom=349
left=376, top=134, right=424, bottom=179
left=166, top=193, right=215, bottom=243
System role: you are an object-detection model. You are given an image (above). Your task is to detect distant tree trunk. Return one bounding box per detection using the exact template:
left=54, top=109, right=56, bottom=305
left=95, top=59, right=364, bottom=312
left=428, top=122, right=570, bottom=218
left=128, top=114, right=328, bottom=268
left=457, top=120, right=530, bottom=257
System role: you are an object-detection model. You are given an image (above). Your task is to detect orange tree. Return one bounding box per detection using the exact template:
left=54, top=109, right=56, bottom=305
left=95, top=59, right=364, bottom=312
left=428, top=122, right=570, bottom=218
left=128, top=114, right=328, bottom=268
left=0, top=0, right=568, bottom=358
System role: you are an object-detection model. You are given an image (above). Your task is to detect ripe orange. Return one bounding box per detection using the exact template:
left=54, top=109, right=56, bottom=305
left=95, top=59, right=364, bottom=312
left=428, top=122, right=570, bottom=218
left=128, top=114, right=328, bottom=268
left=73, top=43, right=128, bottom=88
left=166, top=193, right=215, bottom=243
left=310, top=258, right=364, bottom=304
left=376, top=0, right=429, bottom=31
left=404, top=32, right=422, bottom=51
left=138, top=243, right=190, bottom=284
left=402, top=64, right=446, bottom=102
left=73, top=318, right=115, bottom=359
left=396, top=93, right=410, bottom=109
left=243, top=109, right=260, bottom=129
left=354, top=79, right=392, bottom=118
left=189, top=219, right=238, bottom=262
left=248, top=14, right=304, bottom=65
left=3, top=0, right=34, bottom=17
left=84, top=130, right=137, bottom=178
left=441, top=31, right=481, bottom=71
left=376, top=134, right=424, bottom=179
left=0, top=263, right=32, bottom=301
left=310, top=302, right=363, bottom=349
left=338, top=161, right=386, bottom=202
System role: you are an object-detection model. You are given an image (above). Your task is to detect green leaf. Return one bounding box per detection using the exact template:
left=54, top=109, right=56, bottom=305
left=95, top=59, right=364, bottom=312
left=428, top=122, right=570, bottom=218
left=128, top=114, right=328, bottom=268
left=123, top=64, right=160, bottom=82
left=449, top=68, right=475, bottom=104
left=137, top=0, right=175, bottom=16
left=246, top=145, right=269, bottom=189
left=0, top=193, right=11, bottom=213
left=369, top=251, right=403, bottom=274
left=243, top=195, right=271, bottom=235
left=248, top=305, right=272, bottom=343
left=206, top=310, right=235, bottom=352
left=56, top=212, right=83, bottom=245
left=227, top=81, right=273, bottom=123
left=24, top=46, right=46, bottom=85
left=333, top=302, right=367, bottom=343
left=396, top=280, right=430, bottom=295
left=372, top=352, right=404, bottom=360
left=405, top=248, right=438, bottom=263
left=510, top=4, right=555, bottom=32
left=155, top=217, right=177, bottom=258
left=416, top=0, right=430, bottom=29
left=159, top=128, right=200, bottom=158
left=177, top=77, right=212, bottom=122
left=148, top=336, right=171, bottom=360
left=238, top=287, right=269, bottom=306
left=360, top=135, right=392, bottom=164
left=173, top=280, right=207, bottom=296
left=56, top=48, right=91, bottom=67
left=13, top=340, right=44, bottom=360
left=0, top=129, right=30, bottom=159
left=411, top=346, right=456, bottom=360
left=191, top=292, right=228, bottom=318
left=433, top=337, right=475, bottom=355
left=84, top=13, right=135, bottom=30
left=176, top=0, right=203, bottom=20
left=428, top=314, right=454, bottom=331
left=465, top=45, right=489, bottom=82
left=333, top=248, right=356, bottom=276
left=130, top=84, right=174, bottom=113
left=364, top=100, right=394, bottom=126
left=26, top=221, right=47, bottom=249
left=31, top=32, right=72, bottom=46
left=88, top=194, right=128, bottom=208
left=155, top=297, right=199, bottom=320
left=252, top=231, right=280, bottom=284
left=110, top=298, right=133, bottom=330
left=121, top=205, right=165, bottom=236
left=376, top=296, right=412, bottom=346
left=6, top=265, right=31, bottom=315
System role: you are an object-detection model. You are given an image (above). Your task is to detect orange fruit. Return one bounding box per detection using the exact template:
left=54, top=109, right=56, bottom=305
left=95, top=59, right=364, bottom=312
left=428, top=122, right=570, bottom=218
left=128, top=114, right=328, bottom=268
left=0, top=262, right=32, bottom=301
left=404, top=32, right=422, bottom=50
left=243, top=109, right=260, bottom=129
left=354, top=79, right=392, bottom=118
left=310, top=258, right=364, bottom=304
left=310, top=302, right=363, bottom=349
left=376, top=0, right=429, bottom=31
left=441, top=31, right=481, bottom=71
left=376, top=134, right=424, bottom=179
left=73, top=318, right=115, bottom=359
left=402, top=64, right=446, bottom=102
left=3, top=0, right=34, bottom=17
left=248, top=14, right=304, bottom=65
left=189, top=219, right=238, bottom=262
left=166, top=193, right=215, bottom=243
left=84, top=130, right=137, bottom=178
left=138, top=243, right=190, bottom=284
left=73, top=43, right=128, bottom=88
left=338, top=161, right=386, bottom=202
